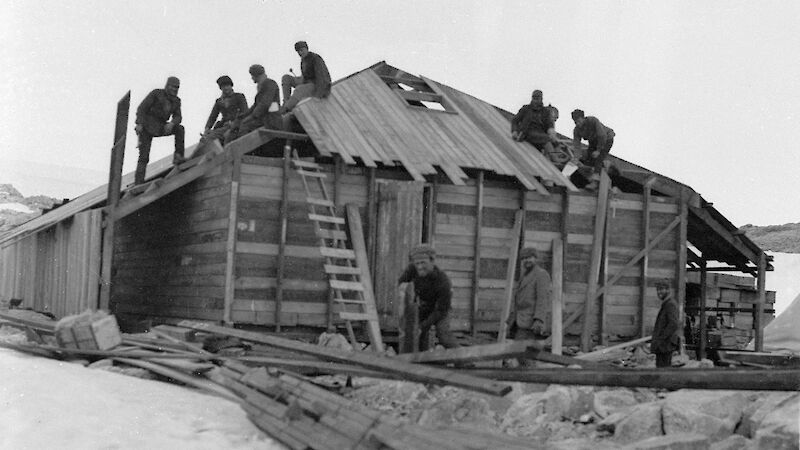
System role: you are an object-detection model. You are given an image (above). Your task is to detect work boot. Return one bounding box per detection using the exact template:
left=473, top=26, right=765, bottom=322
left=134, top=164, right=147, bottom=185
left=173, top=154, right=186, bottom=165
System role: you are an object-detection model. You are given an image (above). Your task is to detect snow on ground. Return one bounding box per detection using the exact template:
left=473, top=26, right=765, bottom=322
left=0, top=345, right=285, bottom=449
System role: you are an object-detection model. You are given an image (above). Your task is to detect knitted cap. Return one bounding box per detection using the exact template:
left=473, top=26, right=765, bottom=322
left=519, top=247, right=540, bottom=260
left=216, top=75, right=233, bottom=87
left=531, top=89, right=543, bottom=99
left=248, top=64, right=265, bottom=76
left=165, top=76, right=180, bottom=87
left=294, top=41, right=308, bottom=51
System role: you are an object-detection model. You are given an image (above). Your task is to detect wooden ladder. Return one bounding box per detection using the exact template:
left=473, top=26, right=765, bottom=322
left=291, top=151, right=384, bottom=352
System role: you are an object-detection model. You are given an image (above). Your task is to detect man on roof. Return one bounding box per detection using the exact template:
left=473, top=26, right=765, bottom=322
left=570, top=109, right=616, bottom=189
left=511, top=90, right=560, bottom=156
left=134, top=76, right=185, bottom=185
left=200, top=75, right=249, bottom=146
left=280, top=41, right=331, bottom=114
left=398, top=244, right=459, bottom=352
left=227, top=64, right=281, bottom=142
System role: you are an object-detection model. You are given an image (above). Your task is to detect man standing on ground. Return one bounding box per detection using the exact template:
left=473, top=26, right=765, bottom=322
left=281, top=41, right=331, bottom=114
left=507, top=247, right=552, bottom=365
left=652, top=279, right=680, bottom=368
left=134, top=76, right=185, bottom=185
left=398, top=244, right=459, bottom=352
left=201, top=75, right=248, bottom=145
left=511, top=90, right=560, bottom=156
left=228, top=65, right=281, bottom=141
left=570, top=109, right=615, bottom=189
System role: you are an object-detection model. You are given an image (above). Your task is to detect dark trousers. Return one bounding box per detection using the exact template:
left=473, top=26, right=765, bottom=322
left=136, top=124, right=185, bottom=184
left=419, top=311, right=459, bottom=351
left=583, top=137, right=614, bottom=172
left=655, top=352, right=673, bottom=368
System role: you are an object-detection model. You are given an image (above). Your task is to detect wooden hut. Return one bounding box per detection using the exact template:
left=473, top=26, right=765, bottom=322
left=0, top=62, right=773, bottom=351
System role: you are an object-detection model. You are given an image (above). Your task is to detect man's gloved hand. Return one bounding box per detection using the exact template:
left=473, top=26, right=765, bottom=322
left=134, top=124, right=143, bottom=135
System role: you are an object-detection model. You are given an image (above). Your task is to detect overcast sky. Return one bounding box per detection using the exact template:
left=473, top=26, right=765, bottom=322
left=2, top=0, right=799, bottom=227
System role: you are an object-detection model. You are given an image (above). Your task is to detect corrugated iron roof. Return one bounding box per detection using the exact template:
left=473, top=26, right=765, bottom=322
left=292, top=62, right=577, bottom=194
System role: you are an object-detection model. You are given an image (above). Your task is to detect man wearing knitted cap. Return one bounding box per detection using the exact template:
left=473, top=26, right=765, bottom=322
left=507, top=247, right=552, bottom=363
left=511, top=90, right=560, bottom=159
left=200, top=75, right=249, bottom=146
left=570, top=109, right=615, bottom=190
left=280, top=41, right=331, bottom=114
left=228, top=64, right=282, bottom=142
left=652, top=279, right=680, bottom=368
left=134, top=76, right=185, bottom=185
left=398, top=244, right=459, bottom=351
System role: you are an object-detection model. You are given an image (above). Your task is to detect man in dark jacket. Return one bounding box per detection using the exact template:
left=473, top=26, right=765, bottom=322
left=205, top=75, right=248, bottom=132
left=652, top=279, right=680, bottom=368
left=398, top=244, right=459, bottom=351
left=511, top=90, right=560, bottom=156
left=280, top=41, right=331, bottom=113
left=570, top=109, right=616, bottom=189
left=507, top=247, right=552, bottom=366
left=134, top=76, right=185, bottom=185
left=228, top=65, right=281, bottom=141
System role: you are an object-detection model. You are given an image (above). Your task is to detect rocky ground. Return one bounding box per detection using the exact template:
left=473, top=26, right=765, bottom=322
left=339, top=376, right=798, bottom=449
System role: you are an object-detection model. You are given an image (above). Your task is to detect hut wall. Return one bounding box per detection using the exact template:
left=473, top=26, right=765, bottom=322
left=432, top=178, right=681, bottom=343
left=111, top=163, right=233, bottom=323
left=0, top=209, right=102, bottom=317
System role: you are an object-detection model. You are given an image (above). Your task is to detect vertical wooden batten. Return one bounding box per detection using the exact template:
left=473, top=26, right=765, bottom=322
left=366, top=167, right=377, bottom=281
left=99, top=91, right=130, bottom=311
left=497, top=209, right=523, bottom=343
left=551, top=237, right=564, bottom=355
left=640, top=182, right=652, bottom=337
left=676, top=189, right=689, bottom=353
left=755, top=252, right=766, bottom=352
left=599, top=196, right=612, bottom=346
left=222, top=155, right=241, bottom=324
left=581, top=170, right=610, bottom=351
left=470, top=171, right=484, bottom=336
left=698, top=258, right=707, bottom=360
left=274, top=141, right=293, bottom=331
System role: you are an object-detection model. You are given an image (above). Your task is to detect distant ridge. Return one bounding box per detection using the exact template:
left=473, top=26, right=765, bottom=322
left=741, top=223, right=800, bottom=254
left=0, top=184, right=62, bottom=233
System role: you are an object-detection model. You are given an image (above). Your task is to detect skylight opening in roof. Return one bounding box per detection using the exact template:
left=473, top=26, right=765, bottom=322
left=382, top=76, right=455, bottom=113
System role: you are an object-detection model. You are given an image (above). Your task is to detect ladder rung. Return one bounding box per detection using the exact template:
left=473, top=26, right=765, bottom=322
left=339, top=312, right=373, bottom=322
left=324, top=265, right=362, bottom=275
left=306, top=197, right=335, bottom=208
left=329, top=280, right=365, bottom=292
left=292, top=159, right=322, bottom=170
left=316, top=229, right=348, bottom=241
left=333, top=298, right=366, bottom=305
left=320, top=247, right=356, bottom=259
left=296, top=169, right=327, bottom=178
left=309, top=214, right=345, bottom=225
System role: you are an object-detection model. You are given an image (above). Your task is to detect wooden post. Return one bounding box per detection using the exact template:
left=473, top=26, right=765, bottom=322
left=366, top=167, right=377, bottom=281
left=599, top=197, right=611, bottom=346
left=551, top=238, right=564, bottom=355
left=345, top=203, right=384, bottom=352
left=755, top=252, right=766, bottom=352
left=470, top=171, right=484, bottom=337
left=640, top=183, right=652, bottom=337
left=99, top=91, right=130, bottom=311
left=275, top=141, right=292, bottom=331
left=676, top=189, right=689, bottom=354
left=581, top=169, right=610, bottom=351
left=222, top=156, right=241, bottom=324
left=698, top=258, right=707, bottom=360
left=333, top=155, right=343, bottom=208
left=497, top=210, right=523, bottom=343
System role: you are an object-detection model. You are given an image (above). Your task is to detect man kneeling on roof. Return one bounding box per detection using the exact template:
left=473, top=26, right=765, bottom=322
left=511, top=90, right=561, bottom=156
left=398, top=244, right=459, bottom=352
left=569, top=108, right=615, bottom=190
left=200, top=75, right=248, bottom=146
left=226, top=64, right=282, bottom=142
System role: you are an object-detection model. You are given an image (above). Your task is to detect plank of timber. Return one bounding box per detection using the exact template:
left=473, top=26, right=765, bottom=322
left=223, top=158, right=240, bottom=324
left=471, top=170, right=484, bottom=337
left=296, top=168, right=326, bottom=179
left=397, top=340, right=543, bottom=364
left=581, top=170, right=611, bottom=352
left=576, top=336, right=651, bottom=361
left=176, top=320, right=512, bottom=396
left=640, top=184, right=651, bottom=337
left=676, top=188, right=688, bottom=355
left=551, top=237, right=564, bottom=355
left=305, top=197, right=335, bottom=208
left=316, top=228, right=348, bottom=241
left=291, top=159, right=322, bottom=170
left=113, top=357, right=240, bottom=402
left=497, top=209, right=524, bottom=343
left=323, top=265, right=362, bottom=275
left=308, top=214, right=345, bottom=225
left=688, top=204, right=760, bottom=265
left=319, top=247, right=356, bottom=259
left=755, top=252, right=766, bottom=351
left=328, top=279, right=365, bottom=292
left=454, top=367, right=800, bottom=391
left=338, top=312, right=372, bottom=321
left=275, top=142, right=292, bottom=331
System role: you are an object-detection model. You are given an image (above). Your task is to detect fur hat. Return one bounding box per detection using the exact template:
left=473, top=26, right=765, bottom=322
left=519, top=247, right=540, bottom=260
left=248, top=64, right=265, bottom=76
left=571, top=109, right=585, bottom=120
left=294, top=41, right=309, bottom=51
left=409, top=244, right=436, bottom=260
left=165, top=76, right=180, bottom=88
